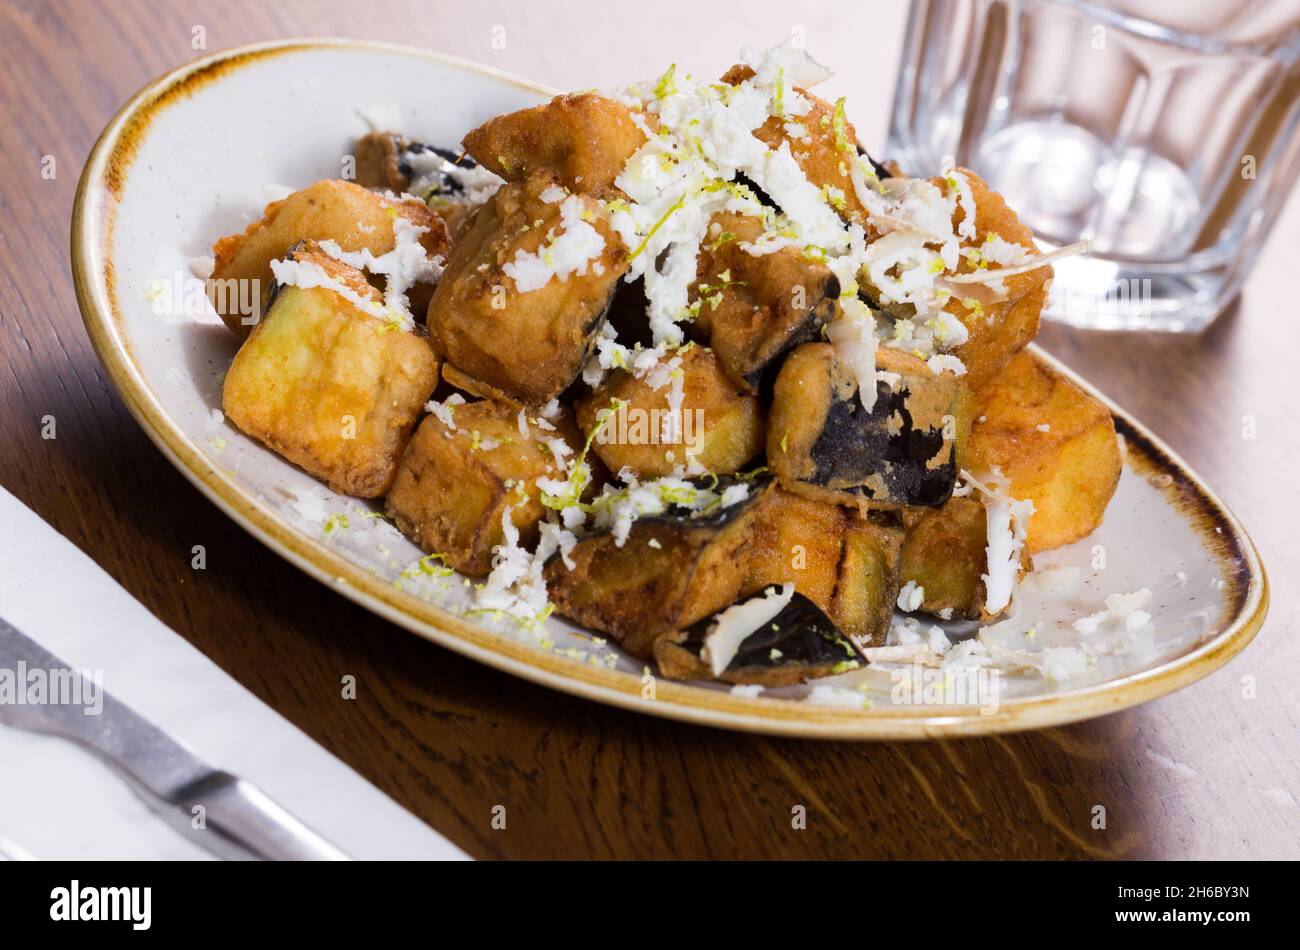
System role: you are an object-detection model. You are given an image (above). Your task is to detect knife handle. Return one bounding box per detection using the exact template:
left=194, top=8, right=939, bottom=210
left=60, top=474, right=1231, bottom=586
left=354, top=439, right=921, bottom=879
left=174, top=772, right=350, bottom=861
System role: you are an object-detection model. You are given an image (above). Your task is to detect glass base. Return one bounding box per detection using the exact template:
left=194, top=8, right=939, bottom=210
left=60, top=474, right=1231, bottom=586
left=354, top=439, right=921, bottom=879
left=1040, top=250, right=1228, bottom=334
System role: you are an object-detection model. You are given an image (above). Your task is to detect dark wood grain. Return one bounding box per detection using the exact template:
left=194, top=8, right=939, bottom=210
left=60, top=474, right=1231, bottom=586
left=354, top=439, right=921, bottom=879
left=1, top=0, right=1296, bottom=860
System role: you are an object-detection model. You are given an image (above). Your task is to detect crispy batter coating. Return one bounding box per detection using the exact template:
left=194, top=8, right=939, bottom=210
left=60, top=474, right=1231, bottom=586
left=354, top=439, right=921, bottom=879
left=691, top=211, right=839, bottom=393
left=209, top=180, right=449, bottom=337
left=941, top=169, right=1051, bottom=389
left=721, top=64, right=873, bottom=226
left=222, top=245, right=440, bottom=497
left=426, top=170, right=627, bottom=406
left=899, top=496, right=993, bottom=620
left=744, top=487, right=902, bottom=644
left=462, top=93, right=647, bottom=198
left=386, top=399, right=580, bottom=576
left=544, top=484, right=769, bottom=658
left=967, top=350, right=1121, bottom=553
left=354, top=131, right=409, bottom=192
left=576, top=345, right=764, bottom=478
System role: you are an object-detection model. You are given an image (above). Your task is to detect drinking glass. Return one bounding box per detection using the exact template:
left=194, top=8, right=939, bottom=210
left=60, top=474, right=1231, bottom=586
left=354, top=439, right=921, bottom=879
left=887, top=0, right=1300, bottom=331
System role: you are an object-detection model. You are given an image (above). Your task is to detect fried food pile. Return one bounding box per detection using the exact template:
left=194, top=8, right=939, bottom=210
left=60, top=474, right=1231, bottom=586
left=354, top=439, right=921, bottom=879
left=210, top=43, right=1122, bottom=685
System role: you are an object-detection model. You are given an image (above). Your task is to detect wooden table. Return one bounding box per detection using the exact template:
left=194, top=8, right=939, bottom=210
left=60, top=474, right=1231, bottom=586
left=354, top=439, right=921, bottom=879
left=2, top=0, right=1296, bottom=859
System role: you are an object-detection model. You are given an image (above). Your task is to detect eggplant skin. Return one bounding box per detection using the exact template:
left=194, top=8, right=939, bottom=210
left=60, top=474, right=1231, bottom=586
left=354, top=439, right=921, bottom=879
left=769, top=344, right=965, bottom=510
left=809, top=376, right=955, bottom=508
left=426, top=170, right=627, bottom=407
left=544, top=476, right=771, bottom=657
left=654, top=593, right=860, bottom=686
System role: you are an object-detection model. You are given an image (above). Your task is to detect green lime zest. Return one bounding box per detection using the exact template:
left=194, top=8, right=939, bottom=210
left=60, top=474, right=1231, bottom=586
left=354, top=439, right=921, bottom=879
left=628, top=193, right=687, bottom=261
left=653, top=64, right=678, bottom=100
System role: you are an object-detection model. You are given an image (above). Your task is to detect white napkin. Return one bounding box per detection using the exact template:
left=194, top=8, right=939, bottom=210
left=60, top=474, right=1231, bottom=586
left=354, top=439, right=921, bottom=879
left=0, top=486, right=468, bottom=860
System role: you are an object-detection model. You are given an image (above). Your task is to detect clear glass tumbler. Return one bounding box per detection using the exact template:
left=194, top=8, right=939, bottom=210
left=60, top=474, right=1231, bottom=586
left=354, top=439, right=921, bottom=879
left=887, top=0, right=1300, bottom=331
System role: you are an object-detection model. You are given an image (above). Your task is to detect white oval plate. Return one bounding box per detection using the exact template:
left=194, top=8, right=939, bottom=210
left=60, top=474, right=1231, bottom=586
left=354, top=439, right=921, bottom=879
left=72, top=39, right=1268, bottom=739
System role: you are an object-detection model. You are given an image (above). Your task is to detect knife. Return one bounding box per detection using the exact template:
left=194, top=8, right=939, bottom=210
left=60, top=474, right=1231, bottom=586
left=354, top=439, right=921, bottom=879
left=0, top=615, right=349, bottom=861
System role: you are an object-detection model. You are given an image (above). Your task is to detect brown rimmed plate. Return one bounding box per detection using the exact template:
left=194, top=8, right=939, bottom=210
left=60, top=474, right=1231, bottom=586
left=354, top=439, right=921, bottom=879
left=71, top=39, right=1268, bottom=739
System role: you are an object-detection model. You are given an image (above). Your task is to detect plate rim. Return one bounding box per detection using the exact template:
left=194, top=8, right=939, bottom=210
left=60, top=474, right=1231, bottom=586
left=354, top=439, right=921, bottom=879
left=70, top=37, right=1270, bottom=740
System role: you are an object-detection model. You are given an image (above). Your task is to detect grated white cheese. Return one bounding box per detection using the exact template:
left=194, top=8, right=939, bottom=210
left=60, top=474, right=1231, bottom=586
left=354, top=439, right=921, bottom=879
left=926, top=353, right=967, bottom=376
left=268, top=257, right=388, bottom=321
left=503, top=195, right=606, bottom=292
left=896, top=580, right=925, bottom=612
left=425, top=393, right=466, bottom=431
left=806, top=684, right=871, bottom=709
left=404, top=149, right=504, bottom=206
left=312, top=213, right=444, bottom=330
left=825, top=296, right=878, bottom=411
left=701, top=583, right=795, bottom=676
left=962, top=469, right=1034, bottom=616
left=587, top=472, right=750, bottom=547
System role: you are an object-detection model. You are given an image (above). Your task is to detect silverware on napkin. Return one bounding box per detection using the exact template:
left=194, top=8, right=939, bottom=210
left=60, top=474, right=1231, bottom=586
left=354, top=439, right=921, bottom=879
left=0, top=616, right=349, bottom=861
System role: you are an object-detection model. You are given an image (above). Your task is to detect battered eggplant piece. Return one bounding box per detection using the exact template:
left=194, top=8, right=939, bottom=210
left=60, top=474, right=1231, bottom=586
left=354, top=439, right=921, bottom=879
left=939, top=169, right=1051, bottom=389
left=744, top=487, right=903, bottom=647
left=209, top=180, right=448, bottom=337
left=576, top=344, right=765, bottom=478
left=426, top=170, right=628, bottom=406
left=355, top=132, right=474, bottom=195
left=720, top=64, right=876, bottom=228
left=543, top=476, right=772, bottom=658
left=354, top=132, right=488, bottom=236
left=768, top=343, right=967, bottom=509
left=462, top=93, right=647, bottom=198
left=691, top=212, right=839, bottom=394
left=966, top=350, right=1121, bottom=553
left=900, top=496, right=993, bottom=621
left=222, top=242, right=441, bottom=498
left=385, top=399, right=582, bottom=576
left=655, top=593, right=861, bottom=686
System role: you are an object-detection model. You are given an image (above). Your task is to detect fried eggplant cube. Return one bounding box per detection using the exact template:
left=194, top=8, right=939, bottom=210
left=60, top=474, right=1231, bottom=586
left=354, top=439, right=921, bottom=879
left=355, top=131, right=414, bottom=192
left=691, top=212, right=839, bottom=394
left=544, top=477, right=771, bottom=658
left=744, top=487, right=902, bottom=646
left=966, top=350, right=1121, bottom=553
left=222, top=244, right=441, bottom=498
left=834, top=515, right=906, bottom=645
left=899, top=496, right=992, bottom=620
left=576, top=345, right=764, bottom=478
left=426, top=170, right=627, bottom=406
left=654, top=593, right=862, bottom=686
left=354, top=133, right=487, bottom=237
left=209, top=179, right=449, bottom=337
left=768, top=343, right=966, bottom=509
left=385, top=399, right=581, bottom=576
left=461, top=93, right=647, bottom=198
